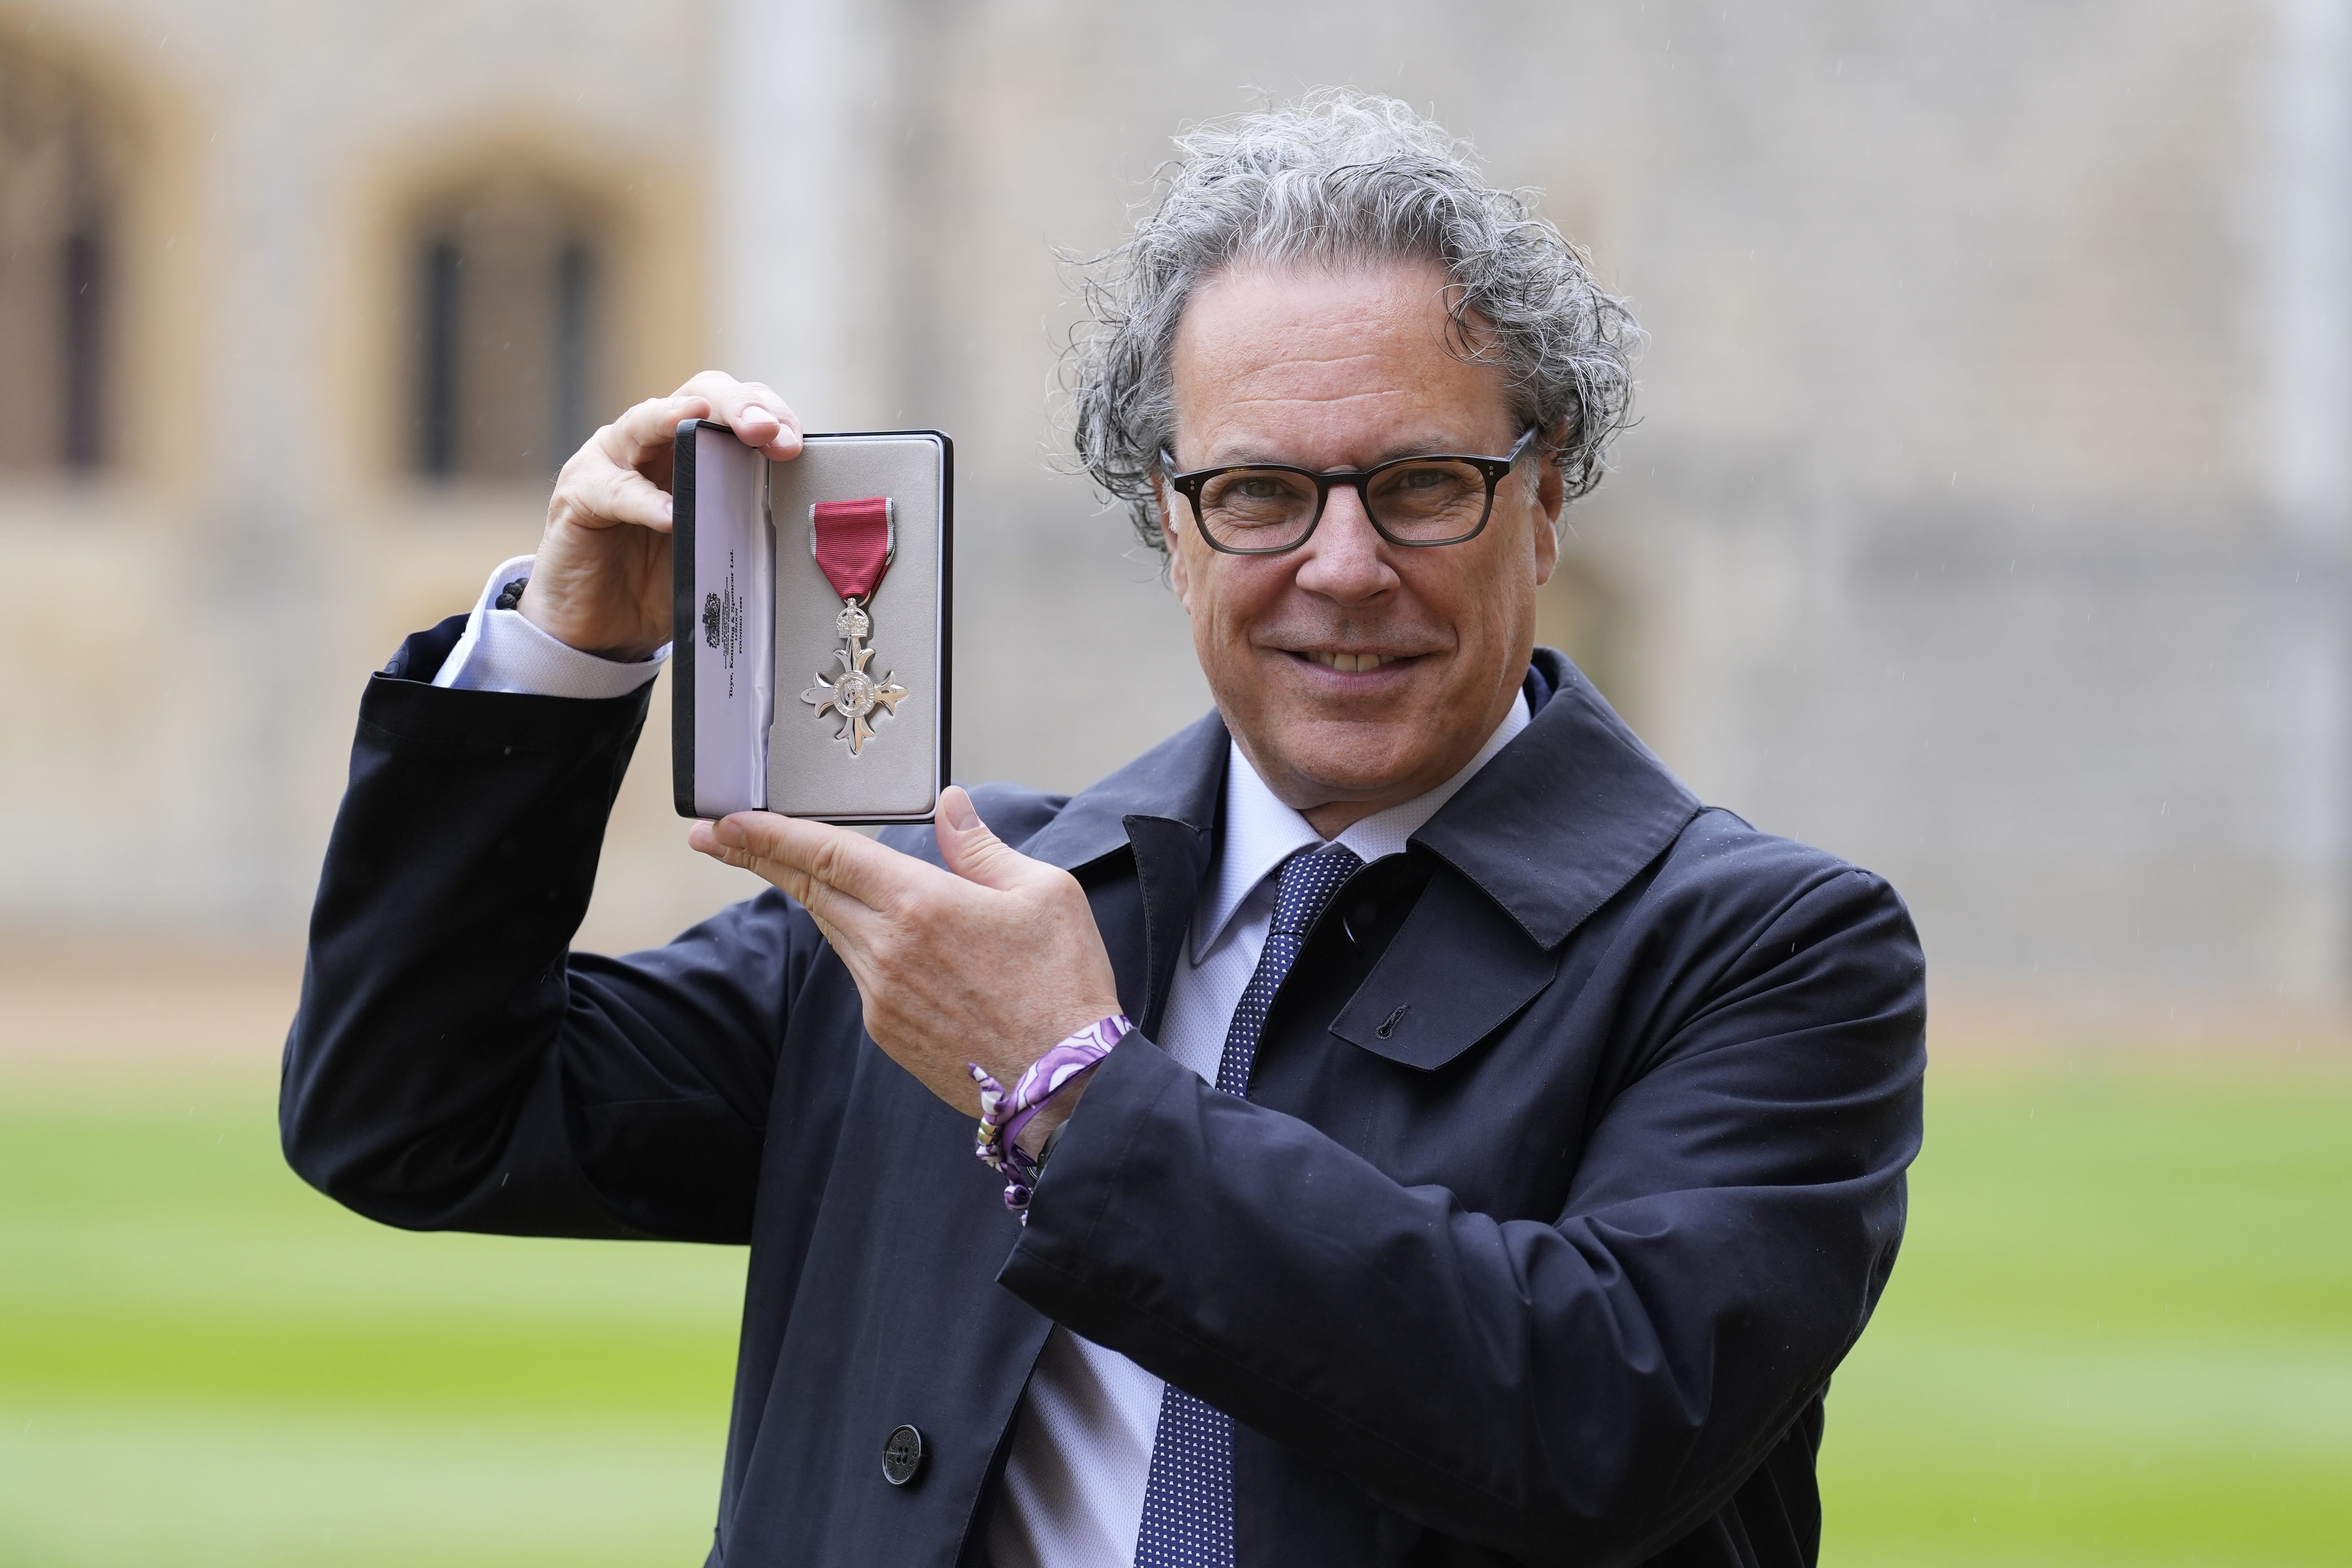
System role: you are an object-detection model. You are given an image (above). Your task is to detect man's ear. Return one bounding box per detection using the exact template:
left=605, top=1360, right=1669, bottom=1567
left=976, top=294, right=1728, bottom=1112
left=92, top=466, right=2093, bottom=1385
left=1530, top=421, right=1567, bottom=588
left=1532, top=506, right=1560, bottom=588
left=1535, top=421, right=1569, bottom=527
left=1159, top=474, right=1197, bottom=614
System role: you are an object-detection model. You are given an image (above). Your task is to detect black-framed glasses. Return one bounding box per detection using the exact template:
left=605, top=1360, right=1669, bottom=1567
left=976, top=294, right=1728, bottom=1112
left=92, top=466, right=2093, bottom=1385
left=1159, top=428, right=1538, bottom=555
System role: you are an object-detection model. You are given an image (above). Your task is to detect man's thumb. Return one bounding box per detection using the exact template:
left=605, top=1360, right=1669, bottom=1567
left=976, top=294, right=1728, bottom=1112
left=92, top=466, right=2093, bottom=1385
left=936, top=786, right=1029, bottom=890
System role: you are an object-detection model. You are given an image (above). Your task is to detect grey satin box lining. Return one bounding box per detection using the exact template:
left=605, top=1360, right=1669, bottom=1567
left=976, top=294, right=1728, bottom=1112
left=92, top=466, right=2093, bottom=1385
left=673, top=422, right=952, bottom=824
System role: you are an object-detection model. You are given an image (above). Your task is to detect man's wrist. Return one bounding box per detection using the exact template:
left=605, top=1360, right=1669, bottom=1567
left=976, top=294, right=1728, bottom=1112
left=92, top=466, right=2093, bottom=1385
left=970, top=1014, right=1132, bottom=1219
left=1011, top=1067, right=1095, bottom=1159
left=436, top=554, right=670, bottom=698
left=513, top=534, right=670, bottom=663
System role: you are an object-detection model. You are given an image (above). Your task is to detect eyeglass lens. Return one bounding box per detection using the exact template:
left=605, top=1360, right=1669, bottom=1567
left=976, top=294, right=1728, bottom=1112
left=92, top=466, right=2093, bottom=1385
left=1195, top=458, right=1492, bottom=548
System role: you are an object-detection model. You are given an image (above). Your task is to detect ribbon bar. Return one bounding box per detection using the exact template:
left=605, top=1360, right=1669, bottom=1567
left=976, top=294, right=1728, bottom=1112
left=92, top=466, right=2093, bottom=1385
left=811, top=497, right=895, bottom=603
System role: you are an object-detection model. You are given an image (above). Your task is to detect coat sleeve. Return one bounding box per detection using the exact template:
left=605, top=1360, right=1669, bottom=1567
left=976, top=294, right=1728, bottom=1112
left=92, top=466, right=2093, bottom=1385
left=279, top=618, right=827, bottom=1242
left=998, top=841, right=1926, bottom=1567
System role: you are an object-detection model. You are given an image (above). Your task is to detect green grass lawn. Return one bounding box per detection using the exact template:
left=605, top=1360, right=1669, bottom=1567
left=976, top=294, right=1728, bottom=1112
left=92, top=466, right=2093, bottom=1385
left=0, top=1067, right=744, bottom=1567
left=1818, top=1059, right=2352, bottom=1567
left=1, top=1055, right=2346, bottom=1566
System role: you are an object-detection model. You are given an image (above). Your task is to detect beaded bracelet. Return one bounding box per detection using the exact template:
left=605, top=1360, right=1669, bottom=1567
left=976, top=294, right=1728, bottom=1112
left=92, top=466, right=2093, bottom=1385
left=970, top=1013, right=1131, bottom=1219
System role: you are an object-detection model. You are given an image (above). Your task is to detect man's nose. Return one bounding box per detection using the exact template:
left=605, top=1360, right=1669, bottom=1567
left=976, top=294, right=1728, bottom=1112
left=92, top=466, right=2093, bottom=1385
left=1291, top=485, right=1398, bottom=603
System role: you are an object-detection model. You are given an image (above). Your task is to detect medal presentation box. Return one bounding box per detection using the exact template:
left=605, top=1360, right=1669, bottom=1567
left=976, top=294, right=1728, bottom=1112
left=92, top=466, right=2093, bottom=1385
left=671, top=420, right=952, bottom=824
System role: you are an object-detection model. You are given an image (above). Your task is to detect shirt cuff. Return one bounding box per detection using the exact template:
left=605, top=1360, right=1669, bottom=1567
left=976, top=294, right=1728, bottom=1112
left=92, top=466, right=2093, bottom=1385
left=432, top=554, right=671, bottom=699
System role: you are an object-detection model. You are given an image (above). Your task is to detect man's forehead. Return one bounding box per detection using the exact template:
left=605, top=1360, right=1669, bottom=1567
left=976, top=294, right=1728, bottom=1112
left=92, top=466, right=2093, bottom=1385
left=1169, top=260, right=1514, bottom=463
left=1176, top=392, right=1514, bottom=467
left=1175, top=264, right=1448, bottom=365
left=1184, top=416, right=1494, bottom=469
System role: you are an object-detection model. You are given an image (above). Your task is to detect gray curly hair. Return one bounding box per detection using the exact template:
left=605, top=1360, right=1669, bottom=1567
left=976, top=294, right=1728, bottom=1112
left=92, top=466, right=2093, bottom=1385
left=1065, top=90, right=1641, bottom=554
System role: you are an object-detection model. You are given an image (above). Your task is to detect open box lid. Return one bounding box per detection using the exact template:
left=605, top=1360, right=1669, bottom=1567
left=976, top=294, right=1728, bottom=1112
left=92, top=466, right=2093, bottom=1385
left=672, top=420, right=773, bottom=818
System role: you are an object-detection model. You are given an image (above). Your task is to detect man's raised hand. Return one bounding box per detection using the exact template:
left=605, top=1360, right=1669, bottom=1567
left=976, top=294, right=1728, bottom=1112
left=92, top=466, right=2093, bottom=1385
left=519, top=371, right=803, bottom=661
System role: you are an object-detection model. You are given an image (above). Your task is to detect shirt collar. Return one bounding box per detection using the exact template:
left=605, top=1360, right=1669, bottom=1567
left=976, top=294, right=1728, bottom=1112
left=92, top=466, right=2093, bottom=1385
left=1192, top=691, right=1531, bottom=962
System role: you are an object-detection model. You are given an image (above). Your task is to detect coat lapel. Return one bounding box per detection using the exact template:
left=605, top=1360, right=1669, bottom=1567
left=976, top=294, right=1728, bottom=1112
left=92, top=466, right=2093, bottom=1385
left=1022, top=709, right=1227, bottom=1039
left=1124, top=815, right=1215, bottom=1037
left=1329, top=652, right=1701, bottom=1072
left=1412, top=650, right=1702, bottom=951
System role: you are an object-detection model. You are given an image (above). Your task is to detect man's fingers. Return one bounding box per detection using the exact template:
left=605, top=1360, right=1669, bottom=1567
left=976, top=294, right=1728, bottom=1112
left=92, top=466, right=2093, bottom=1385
left=933, top=787, right=1040, bottom=893
left=548, top=444, right=676, bottom=534
left=720, top=383, right=804, bottom=461
left=583, top=466, right=676, bottom=532
left=687, top=817, right=886, bottom=942
left=697, top=812, right=935, bottom=914
left=576, top=374, right=805, bottom=501
left=602, top=393, right=711, bottom=470
left=737, top=814, right=928, bottom=909
left=674, top=372, right=805, bottom=461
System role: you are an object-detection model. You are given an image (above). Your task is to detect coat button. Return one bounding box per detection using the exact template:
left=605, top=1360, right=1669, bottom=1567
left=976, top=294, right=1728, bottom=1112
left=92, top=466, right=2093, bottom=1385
left=881, top=1424, right=925, bottom=1486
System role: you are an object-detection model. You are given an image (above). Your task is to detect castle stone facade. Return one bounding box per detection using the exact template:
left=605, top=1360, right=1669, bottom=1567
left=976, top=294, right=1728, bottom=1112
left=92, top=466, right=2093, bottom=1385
left=3, top=0, right=2344, bottom=1023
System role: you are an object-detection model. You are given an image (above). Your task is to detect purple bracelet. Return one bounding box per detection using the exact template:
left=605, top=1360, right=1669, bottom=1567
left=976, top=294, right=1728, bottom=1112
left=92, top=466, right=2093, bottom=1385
left=970, top=1013, right=1131, bottom=1218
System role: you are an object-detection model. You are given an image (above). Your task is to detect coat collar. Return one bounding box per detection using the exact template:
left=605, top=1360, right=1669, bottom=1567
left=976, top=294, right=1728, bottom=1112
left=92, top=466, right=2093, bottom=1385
left=1024, top=648, right=1699, bottom=954
left=1412, top=648, right=1701, bottom=949
left=1021, top=711, right=1226, bottom=1038
left=1021, top=707, right=1228, bottom=875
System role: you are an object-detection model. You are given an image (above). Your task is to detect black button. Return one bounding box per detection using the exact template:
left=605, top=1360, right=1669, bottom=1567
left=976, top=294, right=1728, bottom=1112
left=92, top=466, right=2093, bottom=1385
left=881, top=1423, right=924, bottom=1486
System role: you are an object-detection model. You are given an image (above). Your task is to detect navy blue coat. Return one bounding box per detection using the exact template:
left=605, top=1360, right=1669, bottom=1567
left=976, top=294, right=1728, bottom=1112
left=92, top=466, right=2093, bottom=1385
left=282, top=622, right=1926, bottom=1568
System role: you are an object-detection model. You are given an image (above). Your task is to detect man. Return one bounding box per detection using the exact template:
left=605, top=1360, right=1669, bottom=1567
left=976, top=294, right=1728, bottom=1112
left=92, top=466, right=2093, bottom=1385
left=284, top=93, right=1924, bottom=1568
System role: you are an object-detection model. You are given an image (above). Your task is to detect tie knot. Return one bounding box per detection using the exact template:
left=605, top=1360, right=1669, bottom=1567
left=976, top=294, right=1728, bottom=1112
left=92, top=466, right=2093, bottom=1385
left=1272, top=841, right=1363, bottom=938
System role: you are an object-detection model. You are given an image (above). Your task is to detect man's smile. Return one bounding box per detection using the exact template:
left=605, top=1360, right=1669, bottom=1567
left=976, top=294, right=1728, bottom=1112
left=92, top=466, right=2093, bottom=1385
left=1288, top=648, right=1416, bottom=674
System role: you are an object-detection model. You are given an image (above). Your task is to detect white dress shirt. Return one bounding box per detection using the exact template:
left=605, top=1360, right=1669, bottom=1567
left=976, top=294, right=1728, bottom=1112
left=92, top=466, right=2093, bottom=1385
left=434, top=557, right=1531, bottom=1568
left=431, top=555, right=672, bottom=698
left=986, top=693, right=1527, bottom=1568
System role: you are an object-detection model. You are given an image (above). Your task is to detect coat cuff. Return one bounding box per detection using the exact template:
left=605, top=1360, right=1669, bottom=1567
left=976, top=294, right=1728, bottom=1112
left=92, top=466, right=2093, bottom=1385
left=360, top=629, right=655, bottom=759
left=996, top=1033, right=1195, bottom=1318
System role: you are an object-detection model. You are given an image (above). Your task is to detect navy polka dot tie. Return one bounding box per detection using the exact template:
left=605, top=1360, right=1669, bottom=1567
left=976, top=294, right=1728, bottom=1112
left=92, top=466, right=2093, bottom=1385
left=1132, top=840, right=1363, bottom=1568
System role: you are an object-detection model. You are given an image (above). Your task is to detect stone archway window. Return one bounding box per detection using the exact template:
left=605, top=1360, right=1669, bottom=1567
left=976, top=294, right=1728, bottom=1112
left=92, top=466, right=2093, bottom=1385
left=0, top=46, right=128, bottom=474
left=410, top=177, right=607, bottom=483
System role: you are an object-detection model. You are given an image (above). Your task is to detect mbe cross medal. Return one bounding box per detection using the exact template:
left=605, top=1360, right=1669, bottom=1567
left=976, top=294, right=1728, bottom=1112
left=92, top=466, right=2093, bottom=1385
left=802, top=496, right=909, bottom=755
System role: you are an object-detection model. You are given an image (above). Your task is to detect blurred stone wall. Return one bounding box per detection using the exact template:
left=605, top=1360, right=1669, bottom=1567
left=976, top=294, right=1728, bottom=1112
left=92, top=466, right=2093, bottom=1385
left=0, top=0, right=2343, bottom=1017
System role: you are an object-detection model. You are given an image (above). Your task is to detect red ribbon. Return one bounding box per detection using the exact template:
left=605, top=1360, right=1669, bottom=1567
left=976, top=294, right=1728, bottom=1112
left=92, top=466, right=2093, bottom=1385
left=812, top=497, right=893, bottom=602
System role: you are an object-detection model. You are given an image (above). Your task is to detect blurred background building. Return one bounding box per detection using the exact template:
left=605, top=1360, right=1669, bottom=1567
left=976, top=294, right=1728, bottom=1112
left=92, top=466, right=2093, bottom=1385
left=2, top=0, right=2347, bottom=1034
